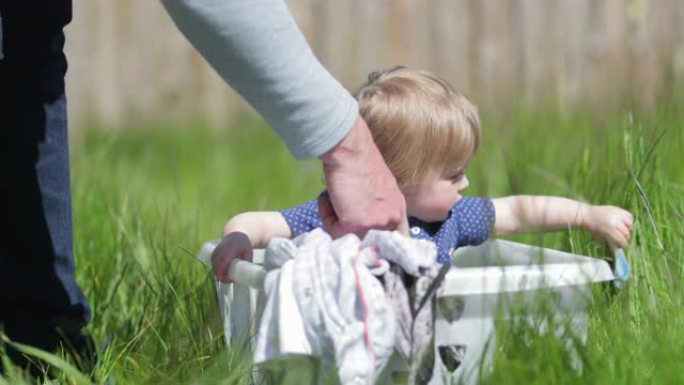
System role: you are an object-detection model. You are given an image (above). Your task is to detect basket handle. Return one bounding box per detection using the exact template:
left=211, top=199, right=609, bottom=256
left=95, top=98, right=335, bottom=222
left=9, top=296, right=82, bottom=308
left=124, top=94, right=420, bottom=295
left=228, top=259, right=266, bottom=289
left=198, top=240, right=266, bottom=289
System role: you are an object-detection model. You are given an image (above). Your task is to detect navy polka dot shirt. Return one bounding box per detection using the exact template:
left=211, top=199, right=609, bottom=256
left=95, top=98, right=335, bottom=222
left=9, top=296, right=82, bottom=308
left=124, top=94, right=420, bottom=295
left=280, top=196, right=496, bottom=264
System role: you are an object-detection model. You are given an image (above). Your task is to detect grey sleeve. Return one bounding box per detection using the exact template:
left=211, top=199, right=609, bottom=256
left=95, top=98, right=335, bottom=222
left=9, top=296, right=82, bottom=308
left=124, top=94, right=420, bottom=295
left=161, top=0, right=358, bottom=159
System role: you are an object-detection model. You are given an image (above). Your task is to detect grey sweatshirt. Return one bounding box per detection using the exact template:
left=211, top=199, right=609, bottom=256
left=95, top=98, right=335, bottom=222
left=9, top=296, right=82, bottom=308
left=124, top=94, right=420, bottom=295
left=161, top=0, right=358, bottom=159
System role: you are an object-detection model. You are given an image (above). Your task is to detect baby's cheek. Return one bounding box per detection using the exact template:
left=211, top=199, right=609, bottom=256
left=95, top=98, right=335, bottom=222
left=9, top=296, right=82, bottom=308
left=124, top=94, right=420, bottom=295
left=435, top=198, right=455, bottom=218
left=446, top=195, right=461, bottom=210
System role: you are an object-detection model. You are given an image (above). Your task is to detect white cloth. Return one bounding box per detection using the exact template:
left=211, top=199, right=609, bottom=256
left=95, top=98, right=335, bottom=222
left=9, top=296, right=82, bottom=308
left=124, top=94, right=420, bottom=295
left=254, top=228, right=437, bottom=385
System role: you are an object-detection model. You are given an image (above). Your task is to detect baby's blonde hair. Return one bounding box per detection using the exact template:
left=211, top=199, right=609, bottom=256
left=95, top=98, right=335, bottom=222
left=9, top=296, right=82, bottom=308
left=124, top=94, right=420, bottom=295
left=354, top=67, right=481, bottom=188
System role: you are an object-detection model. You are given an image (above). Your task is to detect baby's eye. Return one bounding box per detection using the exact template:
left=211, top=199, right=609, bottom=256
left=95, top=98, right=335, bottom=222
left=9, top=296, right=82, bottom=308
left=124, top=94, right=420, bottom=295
left=450, top=173, right=464, bottom=181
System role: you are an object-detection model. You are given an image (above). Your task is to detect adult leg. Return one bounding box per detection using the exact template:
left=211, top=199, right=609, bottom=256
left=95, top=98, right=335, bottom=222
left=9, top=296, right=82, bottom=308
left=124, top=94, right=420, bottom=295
left=0, top=1, right=94, bottom=374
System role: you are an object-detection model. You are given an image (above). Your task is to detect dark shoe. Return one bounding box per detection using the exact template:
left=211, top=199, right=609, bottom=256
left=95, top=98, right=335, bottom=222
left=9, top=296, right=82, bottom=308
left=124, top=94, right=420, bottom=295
left=1, top=315, right=97, bottom=379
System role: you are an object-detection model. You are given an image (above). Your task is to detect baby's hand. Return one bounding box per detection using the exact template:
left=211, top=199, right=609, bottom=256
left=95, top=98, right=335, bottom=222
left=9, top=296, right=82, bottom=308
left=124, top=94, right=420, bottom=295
left=211, top=231, right=253, bottom=284
left=584, top=205, right=634, bottom=248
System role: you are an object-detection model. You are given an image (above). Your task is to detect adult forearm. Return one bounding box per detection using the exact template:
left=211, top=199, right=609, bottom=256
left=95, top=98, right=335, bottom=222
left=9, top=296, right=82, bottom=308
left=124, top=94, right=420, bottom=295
left=161, top=0, right=357, bottom=159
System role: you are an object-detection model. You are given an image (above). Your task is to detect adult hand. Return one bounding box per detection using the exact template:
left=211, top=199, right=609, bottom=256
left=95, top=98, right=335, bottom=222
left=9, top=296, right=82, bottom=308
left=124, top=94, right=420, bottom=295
left=318, top=114, right=407, bottom=238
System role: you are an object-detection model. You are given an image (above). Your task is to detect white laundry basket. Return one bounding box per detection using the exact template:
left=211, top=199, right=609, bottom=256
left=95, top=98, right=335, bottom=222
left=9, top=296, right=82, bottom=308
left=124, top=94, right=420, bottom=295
left=197, top=239, right=625, bottom=385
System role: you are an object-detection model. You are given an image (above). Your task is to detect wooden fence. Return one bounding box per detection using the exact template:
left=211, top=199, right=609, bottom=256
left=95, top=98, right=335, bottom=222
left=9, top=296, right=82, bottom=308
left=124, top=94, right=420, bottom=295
left=65, top=0, right=684, bottom=129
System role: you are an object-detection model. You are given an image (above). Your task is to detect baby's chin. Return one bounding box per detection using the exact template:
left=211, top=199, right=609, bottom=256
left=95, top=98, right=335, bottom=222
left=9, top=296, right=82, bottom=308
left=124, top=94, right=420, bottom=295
left=414, top=211, right=450, bottom=223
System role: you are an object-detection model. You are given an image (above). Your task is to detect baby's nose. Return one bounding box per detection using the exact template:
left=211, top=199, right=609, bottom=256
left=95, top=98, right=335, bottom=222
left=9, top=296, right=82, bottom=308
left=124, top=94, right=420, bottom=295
left=460, top=175, right=470, bottom=191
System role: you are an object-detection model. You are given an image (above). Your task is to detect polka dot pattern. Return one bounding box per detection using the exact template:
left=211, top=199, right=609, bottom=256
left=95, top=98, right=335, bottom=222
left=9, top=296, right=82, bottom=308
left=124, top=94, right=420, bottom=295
left=280, top=196, right=496, bottom=264
left=280, top=199, right=324, bottom=236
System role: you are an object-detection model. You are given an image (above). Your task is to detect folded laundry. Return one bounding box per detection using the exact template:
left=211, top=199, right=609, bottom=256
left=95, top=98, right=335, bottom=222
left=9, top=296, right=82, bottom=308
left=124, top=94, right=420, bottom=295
left=253, top=228, right=438, bottom=385
left=383, top=263, right=444, bottom=384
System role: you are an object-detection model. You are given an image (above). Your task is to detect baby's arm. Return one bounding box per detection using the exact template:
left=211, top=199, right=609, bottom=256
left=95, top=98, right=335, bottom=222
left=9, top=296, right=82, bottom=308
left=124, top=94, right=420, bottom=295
left=211, top=212, right=292, bottom=283
left=492, top=196, right=633, bottom=247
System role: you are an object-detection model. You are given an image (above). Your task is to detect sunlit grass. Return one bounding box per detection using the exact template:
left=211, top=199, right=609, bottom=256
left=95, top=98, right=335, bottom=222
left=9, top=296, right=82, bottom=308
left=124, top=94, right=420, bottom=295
left=1, top=92, right=682, bottom=384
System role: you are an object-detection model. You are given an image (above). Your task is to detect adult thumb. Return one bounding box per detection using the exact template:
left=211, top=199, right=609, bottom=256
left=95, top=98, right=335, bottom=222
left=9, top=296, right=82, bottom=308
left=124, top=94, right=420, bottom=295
left=398, top=216, right=409, bottom=237
left=317, top=193, right=341, bottom=238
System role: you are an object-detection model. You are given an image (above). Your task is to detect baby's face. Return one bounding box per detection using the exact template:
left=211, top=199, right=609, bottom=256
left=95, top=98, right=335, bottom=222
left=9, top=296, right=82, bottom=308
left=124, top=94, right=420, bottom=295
left=402, top=165, right=470, bottom=222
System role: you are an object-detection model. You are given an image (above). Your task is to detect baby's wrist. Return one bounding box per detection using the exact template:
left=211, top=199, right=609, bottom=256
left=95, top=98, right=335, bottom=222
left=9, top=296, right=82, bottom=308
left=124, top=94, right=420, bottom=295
left=222, top=221, right=250, bottom=237
left=577, top=203, right=594, bottom=230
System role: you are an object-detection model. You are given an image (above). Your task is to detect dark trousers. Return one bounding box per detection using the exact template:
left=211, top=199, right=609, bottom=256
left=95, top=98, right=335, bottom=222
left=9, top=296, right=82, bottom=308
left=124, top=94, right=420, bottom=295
left=0, top=0, right=91, bottom=367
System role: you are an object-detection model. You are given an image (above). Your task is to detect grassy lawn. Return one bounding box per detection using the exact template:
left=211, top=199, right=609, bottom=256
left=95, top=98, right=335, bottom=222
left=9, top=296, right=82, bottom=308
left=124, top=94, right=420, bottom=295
left=1, top=92, right=682, bottom=384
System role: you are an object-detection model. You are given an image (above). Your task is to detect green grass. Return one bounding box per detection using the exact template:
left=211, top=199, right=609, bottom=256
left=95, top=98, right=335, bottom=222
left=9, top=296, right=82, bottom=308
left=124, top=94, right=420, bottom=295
left=1, top=91, right=682, bottom=384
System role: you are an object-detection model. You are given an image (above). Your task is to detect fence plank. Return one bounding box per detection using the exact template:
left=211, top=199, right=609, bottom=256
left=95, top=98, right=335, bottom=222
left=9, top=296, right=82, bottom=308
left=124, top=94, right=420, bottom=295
left=432, top=0, right=472, bottom=93
left=64, top=0, right=684, bottom=129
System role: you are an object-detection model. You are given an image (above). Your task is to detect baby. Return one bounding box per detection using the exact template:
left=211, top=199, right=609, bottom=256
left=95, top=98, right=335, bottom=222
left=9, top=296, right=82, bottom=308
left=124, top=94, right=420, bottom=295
left=212, top=67, right=633, bottom=283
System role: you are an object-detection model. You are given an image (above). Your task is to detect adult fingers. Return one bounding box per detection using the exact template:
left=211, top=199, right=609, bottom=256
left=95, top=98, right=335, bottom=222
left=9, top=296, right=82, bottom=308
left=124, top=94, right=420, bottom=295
left=398, top=216, right=409, bottom=237
left=318, top=193, right=342, bottom=238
